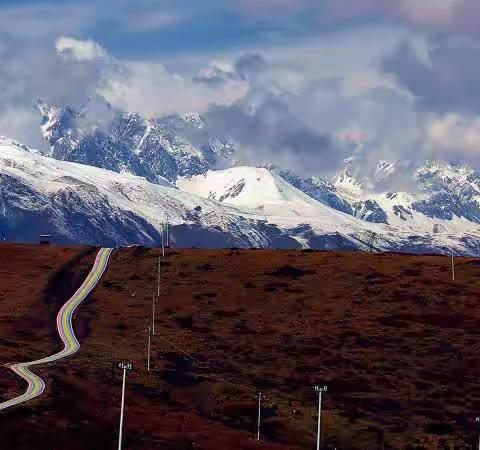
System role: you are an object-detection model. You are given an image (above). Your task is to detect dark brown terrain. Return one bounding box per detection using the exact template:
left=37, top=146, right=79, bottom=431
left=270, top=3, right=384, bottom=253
left=1, top=244, right=480, bottom=449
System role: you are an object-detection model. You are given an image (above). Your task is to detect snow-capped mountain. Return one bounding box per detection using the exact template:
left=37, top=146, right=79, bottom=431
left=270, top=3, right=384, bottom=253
left=273, top=168, right=388, bottom=223
left=274, top=161, right=480, bottom=239
left=178, top=166, right=326, bottom=216
left=178, top=166, right=364, bottom=223
left=332, top=161, right=480, bottom=235
left=37, top=100, right=235, bottom=183
left=33, top=101, right=480, bottom=253
left=177, top=167, right=480, bottom=253
left=0, top=137, right=272, bottom=247
left=2, top=137, right=478, bottom=253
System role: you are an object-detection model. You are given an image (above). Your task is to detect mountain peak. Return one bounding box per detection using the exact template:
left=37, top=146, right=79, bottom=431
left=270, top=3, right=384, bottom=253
left=35, top=104, right=231, bottom=183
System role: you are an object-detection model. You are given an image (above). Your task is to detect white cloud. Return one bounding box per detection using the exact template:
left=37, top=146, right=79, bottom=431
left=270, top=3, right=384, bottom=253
left=424, top=113, right=480, bottom=163
left=54, top=36, right=251, bottom=118
left=0, top=107, right=47, bottom=152
left=340, top=71, right=409, bottom=97
left=98, top=60, right=249, bottom=118
left=335, top=128, right=368, bottom=146
left=56, top=36, right=108, bottom=62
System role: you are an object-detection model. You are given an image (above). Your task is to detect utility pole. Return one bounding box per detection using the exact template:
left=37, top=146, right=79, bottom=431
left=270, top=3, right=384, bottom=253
left=146, top=325, right=151, bottom=372
left=451, top=251, right=456, bottom=281
left=315, top=385, right=328, bottom=450
left=152, top=293, right=156, bottom=336
left=117, top=362, right=133, bottom=450
left=476, top=417, right=480, bottom=450
left=161, top=224, right=165, bottom=258
left=157, top=256, right=161, bottom=299
left=166, top=219, right=169, bottom=248
left=256, top=392, right=265, bottom=441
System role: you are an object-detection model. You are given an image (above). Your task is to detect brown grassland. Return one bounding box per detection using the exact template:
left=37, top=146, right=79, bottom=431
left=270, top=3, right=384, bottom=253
left=1, top=244, right=480, bottom=449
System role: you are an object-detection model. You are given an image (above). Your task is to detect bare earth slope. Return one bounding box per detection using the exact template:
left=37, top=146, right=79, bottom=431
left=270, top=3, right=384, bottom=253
left=1, top=245, right=480, bottom=449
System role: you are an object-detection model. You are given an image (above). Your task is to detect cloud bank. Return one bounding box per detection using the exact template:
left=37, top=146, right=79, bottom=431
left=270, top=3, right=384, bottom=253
left=2, top=0, right=480, bottom=191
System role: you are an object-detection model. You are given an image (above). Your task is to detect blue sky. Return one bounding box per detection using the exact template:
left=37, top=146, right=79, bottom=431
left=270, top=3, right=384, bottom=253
left=0, top=0, right=417, bottom=58
left=1, top=0, right=314, bottom=56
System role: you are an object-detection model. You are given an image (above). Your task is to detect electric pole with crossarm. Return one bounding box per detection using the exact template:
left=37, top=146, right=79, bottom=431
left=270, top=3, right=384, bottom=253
left=315, top=385, right=328, bottom=450
left=117, top=362, right=133, bottom=450
left=256, top=392, right=265, bottom=441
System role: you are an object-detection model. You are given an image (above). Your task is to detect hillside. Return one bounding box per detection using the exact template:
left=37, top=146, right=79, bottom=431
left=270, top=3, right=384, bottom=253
left=1, top=245, right=480, bottom=448
left=0, top=244, right=95, bottom=415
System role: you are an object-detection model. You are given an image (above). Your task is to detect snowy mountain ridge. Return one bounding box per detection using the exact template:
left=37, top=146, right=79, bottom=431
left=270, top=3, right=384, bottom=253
left=28, top=101, right=480, bottom=253
left=1, top=136, right=478, bottom=254
left=179, top=167, right=480, bottom=239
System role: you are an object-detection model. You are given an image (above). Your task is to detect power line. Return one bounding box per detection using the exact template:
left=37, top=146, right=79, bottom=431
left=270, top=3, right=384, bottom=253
left=155, top=333, right=195, bottom=360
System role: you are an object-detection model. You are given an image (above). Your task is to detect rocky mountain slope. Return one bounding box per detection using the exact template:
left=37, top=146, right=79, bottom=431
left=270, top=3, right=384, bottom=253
left=37, top=100, right=235, bottom=183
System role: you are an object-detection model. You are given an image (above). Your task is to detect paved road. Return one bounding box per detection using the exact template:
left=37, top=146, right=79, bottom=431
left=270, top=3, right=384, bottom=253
left=0, top=247, right=113, bottom=411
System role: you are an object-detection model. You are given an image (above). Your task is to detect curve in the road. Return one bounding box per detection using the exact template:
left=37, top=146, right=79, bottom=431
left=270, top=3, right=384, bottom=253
left=0, top=247, right=113, bottom=411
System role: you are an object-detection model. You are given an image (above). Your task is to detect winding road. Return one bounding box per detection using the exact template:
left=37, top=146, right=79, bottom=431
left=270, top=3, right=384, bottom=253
left=0, top=247, right=113, bottom=411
